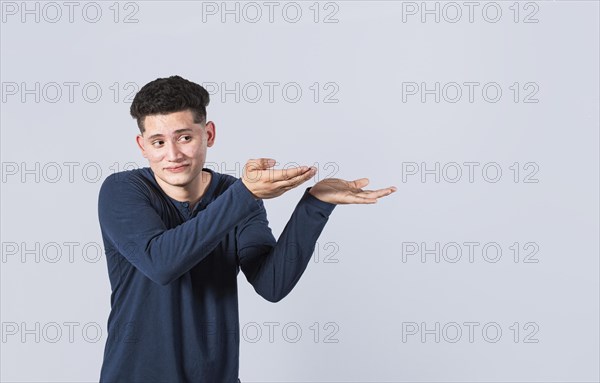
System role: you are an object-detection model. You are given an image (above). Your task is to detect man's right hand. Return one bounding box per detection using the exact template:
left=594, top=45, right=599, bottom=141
left=241, top=158, right=316, bottom=200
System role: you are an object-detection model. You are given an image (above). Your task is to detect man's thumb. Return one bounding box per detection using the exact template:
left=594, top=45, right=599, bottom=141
left=257, top=158, right=276, bottom=169
left=353, top=178, right=370, bottom=188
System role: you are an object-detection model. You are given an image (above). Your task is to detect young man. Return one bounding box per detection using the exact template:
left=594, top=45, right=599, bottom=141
left=97, top=75, right=396, bottom=382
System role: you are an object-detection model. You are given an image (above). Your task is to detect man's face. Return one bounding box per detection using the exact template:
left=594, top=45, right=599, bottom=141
left=135, top=109, right=215, bottom=190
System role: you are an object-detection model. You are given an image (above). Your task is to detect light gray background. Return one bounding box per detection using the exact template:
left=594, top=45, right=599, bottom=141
left=1, top=0, right=599, bottom=382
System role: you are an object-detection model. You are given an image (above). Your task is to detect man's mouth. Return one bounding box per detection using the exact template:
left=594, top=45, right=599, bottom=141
left=165, top=164, right=189, bottom=172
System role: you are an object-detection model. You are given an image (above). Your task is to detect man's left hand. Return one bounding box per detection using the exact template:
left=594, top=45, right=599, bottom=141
left=308, top=177, right=397, bottom=205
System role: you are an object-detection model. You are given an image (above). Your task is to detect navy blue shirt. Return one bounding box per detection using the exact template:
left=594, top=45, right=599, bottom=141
left=97, top=167, right=335, bottom=382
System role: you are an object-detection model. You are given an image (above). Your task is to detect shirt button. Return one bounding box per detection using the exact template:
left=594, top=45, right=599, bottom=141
left=182, top=202, right=189, bottom=207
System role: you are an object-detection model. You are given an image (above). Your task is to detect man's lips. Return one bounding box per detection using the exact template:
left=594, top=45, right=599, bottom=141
left=165, top=164, right=189, bottom=171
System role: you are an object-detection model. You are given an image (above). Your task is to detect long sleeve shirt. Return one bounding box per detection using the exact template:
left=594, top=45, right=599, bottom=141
left=97, top=166, right=336, bottom=382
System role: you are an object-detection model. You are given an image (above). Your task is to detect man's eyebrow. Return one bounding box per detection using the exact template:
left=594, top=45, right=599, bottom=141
left=148, top=128, right=194, bottom=140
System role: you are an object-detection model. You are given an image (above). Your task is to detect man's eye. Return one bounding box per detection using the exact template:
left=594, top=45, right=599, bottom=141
left=152, top=140, right=164, bottom=147
left=180, top=136, right=192, bottom=142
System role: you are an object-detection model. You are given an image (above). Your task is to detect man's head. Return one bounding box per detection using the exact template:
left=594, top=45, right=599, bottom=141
left=131, top=75, right=216, bottom=194
left=130, top=75, right=210, bottom=134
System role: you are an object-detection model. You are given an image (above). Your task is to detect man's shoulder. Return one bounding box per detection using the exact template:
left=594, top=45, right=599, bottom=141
left=102, top=166, right=152, bottom=185
left=99, top=167, right=155, bottom=198
left=213, top=170, right=237, bottom=185
left=210, top=170, right=241, bottom=196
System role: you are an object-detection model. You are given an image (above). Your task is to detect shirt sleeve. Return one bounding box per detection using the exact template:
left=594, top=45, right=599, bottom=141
left=236, top=187, right=336, bottom=302
left=98, top=172, right=261, bottom=286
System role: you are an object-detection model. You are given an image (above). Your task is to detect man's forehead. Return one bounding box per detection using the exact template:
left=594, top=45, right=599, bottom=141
left=143, top=112, right=202, bottom=137
left=146, top=110, right=195, bottom=125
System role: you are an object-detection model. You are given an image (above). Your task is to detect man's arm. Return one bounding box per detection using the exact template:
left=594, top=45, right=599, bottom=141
left=236, top=187, right=335, bottom=303
left=98, top=172, right=261, bottom=286
left=236, top=169, right=397, bottom=302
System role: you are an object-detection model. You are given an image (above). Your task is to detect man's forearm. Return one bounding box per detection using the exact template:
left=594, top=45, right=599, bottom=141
left=237, top=188, right=336, bottom=302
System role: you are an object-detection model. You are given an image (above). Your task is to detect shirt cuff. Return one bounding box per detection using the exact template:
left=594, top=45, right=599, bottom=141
left=234, top=178, right=262, bottom=206
left=301, top=187, right=336, bottom=215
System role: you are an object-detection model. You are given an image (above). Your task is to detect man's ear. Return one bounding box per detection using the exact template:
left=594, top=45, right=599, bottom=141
left=135, top=134, right=148, bottom=158
left=205, top=121, right=216, bottom=148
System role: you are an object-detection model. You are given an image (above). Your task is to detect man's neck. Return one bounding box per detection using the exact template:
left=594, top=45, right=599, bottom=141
left=156, top=170, right=212, bottom=210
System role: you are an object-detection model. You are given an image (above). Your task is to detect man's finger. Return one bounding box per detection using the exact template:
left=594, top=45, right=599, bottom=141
left=245, top=159, right=258, bottom=172
left=269, top=166, right=311, bottom=182
left=353, top=187, right=397, bottom=199
left=339, top=193, right=378, bottom=204
left=350, top=178, right=370, bottom=189
left=275, top=166, right=315, bottom=188
left=247, top=158, right=276, bottom=171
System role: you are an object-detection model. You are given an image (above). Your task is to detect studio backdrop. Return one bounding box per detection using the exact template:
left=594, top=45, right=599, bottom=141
left=1, top=1, right=599, bottom=382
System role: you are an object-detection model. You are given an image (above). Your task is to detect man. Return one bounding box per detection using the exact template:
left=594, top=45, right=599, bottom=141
left=97, top=75, right=396, bottom=382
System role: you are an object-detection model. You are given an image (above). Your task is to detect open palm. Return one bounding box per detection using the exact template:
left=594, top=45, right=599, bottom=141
left=308, top=178, right=397, bottom=205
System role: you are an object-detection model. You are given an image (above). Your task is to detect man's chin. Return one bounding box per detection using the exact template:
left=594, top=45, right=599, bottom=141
left=161, top=174, right=191, bottom=186
left=158, top=168, right=202, bottom=187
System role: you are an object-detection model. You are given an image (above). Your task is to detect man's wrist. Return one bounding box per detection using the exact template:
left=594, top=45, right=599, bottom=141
left=305, top=187, right=337, bottom=209
left=239, top=178, right=260, bottom=200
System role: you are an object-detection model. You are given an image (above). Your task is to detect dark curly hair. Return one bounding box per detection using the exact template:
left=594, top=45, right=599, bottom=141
left=130, top=75, right=210, bottom=134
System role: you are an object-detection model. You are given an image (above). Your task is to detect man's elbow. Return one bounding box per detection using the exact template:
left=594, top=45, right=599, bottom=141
left=139, top=242, right=179, bottom=286
left=259, top=289, right=290, bottom=303
left=153, top=273, right=175, bottom=286
left=143, top=266, right=178, bottom=286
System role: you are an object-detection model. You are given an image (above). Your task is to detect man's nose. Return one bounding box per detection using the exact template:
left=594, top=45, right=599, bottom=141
left=165, top=141, right=183, bottom=161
